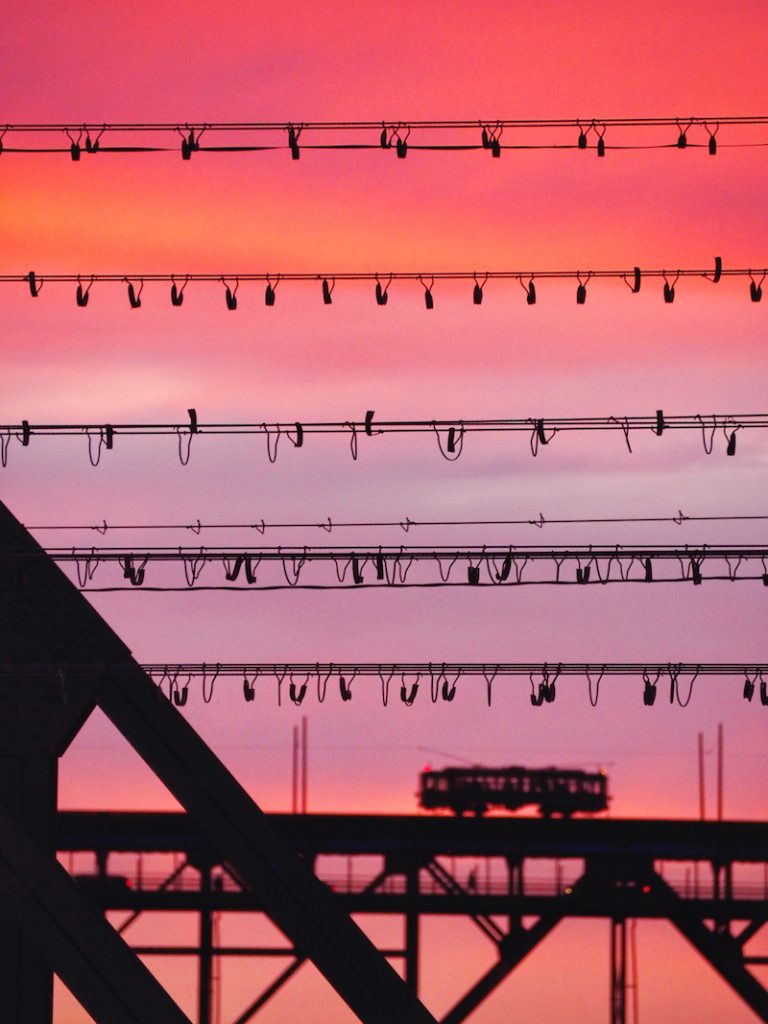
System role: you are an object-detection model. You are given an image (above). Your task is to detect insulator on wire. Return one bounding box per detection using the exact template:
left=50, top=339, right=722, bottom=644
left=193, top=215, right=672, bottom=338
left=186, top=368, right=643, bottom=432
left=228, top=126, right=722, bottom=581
left=75, top=277, right=92, bottom=307
left=126, top=279, right=142, bottom=308
left=288, top=125, right=301, bottom=160
left=375, top=276, right=391, bottom=306
left=170, top=277, right=187, bottom=306
left=221, top=278, right=239, bottom=310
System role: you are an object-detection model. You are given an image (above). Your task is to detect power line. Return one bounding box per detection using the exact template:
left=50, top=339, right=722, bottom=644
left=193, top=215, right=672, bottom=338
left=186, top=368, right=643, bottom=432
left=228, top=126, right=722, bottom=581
left=1, top=117, right=766, bottom=158
left=24, top=511, right=768, bottom=534
left=6, top=260, right=766, bottom=309
left=30, top=543, right=768, bottom=589
left=16, top=662, right=764, bottom=708
left=0, top=409, right=759, bottom=466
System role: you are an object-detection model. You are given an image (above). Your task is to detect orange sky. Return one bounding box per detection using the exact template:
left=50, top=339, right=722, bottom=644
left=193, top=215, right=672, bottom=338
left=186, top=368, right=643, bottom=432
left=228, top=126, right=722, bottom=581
left=2, top=1, right=768, bottom=1021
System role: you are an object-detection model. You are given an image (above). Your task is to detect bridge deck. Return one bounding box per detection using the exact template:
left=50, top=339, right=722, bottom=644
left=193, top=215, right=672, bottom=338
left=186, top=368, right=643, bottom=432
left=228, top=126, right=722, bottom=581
left=57, top=812, right=768, bottom=862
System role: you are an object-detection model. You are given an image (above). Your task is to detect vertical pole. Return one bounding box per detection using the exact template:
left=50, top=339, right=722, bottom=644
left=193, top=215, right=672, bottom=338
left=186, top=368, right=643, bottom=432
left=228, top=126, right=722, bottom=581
left=198, top=863, right=213, bottom=1024
left=0, top=756, right=58, bottom=1024
left=629, top=919, right=639, bottom=1024
left=695, top=732, right=705, bottom=897
left=404, top=863, right=420, bottom=995
left=301, top=715, right=308, bottom=814
left=292, top=725, right=298, bottom=814
left=717, top=723, right=723, bottom=822
left=610, top=918, right=627, bottom=1024
left=698, top=732, right=706, bottom=821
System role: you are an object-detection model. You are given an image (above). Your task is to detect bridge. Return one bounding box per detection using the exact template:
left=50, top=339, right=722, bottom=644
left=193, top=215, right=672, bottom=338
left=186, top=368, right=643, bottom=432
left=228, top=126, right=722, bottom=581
left=58, top=812, right=768, bottom=1024
left=2, top=497, right=768, bottom=1024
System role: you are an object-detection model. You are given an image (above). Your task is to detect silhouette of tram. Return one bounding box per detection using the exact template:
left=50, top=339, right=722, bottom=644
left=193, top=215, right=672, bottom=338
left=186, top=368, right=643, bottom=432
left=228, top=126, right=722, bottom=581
left=418, top=765, right=609, bottom=818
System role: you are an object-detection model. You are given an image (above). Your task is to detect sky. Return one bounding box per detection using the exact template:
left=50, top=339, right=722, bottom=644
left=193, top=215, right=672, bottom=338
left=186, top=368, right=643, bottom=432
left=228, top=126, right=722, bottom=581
left=2, top=1, right=768, bottom=1021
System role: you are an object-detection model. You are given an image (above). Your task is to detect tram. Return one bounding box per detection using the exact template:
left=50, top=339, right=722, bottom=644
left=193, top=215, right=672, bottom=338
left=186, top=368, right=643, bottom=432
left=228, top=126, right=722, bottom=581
left=418, top=765, right=609, bottom=817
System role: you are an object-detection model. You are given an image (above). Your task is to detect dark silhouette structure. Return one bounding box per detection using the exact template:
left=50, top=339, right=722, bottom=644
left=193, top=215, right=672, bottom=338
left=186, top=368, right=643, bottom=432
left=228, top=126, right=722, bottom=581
left=2, top=496, right=768, bottom=1022
left=57, top=812, right=768, bottom=1023
left=0, top=499, right=435, bottom=1024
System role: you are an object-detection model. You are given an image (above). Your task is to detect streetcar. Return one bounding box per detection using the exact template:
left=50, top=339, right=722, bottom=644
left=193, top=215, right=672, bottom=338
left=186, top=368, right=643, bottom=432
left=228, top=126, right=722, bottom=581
left=418, top=765, right=609, bottom=817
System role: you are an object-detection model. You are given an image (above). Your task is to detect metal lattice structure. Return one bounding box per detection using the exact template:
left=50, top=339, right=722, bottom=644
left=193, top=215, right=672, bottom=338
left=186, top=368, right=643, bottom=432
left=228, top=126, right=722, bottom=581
left=0, top=499, right=436, bottom=1024
left=56, top=812, right=768, bottom=1024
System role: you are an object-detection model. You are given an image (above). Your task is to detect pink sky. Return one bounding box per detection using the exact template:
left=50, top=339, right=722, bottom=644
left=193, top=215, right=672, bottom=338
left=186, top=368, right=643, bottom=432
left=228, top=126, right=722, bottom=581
left=2, top=1, right=768, bottom=1021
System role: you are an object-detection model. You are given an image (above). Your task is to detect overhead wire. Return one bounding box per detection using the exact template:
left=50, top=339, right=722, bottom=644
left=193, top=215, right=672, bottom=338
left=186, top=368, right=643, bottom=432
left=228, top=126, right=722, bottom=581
left=5, top=260, right=767, bottom=309
left=0, top=409, right=761, bottom=465
left=24, top=511, right=768, bottom=534
left=13, top=662, right=764, bottom=708
left=24, top=543, right=768, bottom=590
left=1, top=116, right=767, bottom=158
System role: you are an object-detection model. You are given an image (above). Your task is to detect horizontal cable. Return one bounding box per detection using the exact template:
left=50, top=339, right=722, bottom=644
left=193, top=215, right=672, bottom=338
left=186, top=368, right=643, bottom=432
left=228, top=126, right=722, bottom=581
left=24, top=511, right=768, bottom=534
left=13, top=662, right=765, bottom=708
left=137, top=662, right=768, bottom=677
left=0, top=117, right=766, bottom=159
left=0, top=410, right=759, bottom=465
left=29, top=543, right=768, bottom=590
left=0, top=264, right=745, bottom=282
left=5, top=261, right=766, bottom=311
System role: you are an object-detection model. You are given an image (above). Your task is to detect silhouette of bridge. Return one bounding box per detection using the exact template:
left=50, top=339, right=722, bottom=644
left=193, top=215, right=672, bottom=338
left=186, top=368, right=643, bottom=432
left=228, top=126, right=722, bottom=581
left=59, top=812, right=768, bottom=1024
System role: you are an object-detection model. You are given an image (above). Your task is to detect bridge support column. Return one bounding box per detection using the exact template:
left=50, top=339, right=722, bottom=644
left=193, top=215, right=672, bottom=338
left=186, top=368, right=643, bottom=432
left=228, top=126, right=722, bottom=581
left=198, top=863, right=213, bottom=1024
left=610, top=918, right=627, bottom=1024
left=0, top=755, right=57, bottom=1024
left=405, top=863, right=420, bottom=994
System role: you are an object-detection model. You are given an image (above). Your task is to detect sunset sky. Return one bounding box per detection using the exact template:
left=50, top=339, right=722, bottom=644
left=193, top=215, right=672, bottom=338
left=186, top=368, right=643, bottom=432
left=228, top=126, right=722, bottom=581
left=2, top=1, right=768, bottom=1021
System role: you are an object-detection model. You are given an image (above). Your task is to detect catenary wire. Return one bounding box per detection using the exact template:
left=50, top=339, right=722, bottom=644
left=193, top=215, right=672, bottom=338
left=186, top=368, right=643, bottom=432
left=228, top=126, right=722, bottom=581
left=7, top=260, right=765, bottom=312
left=24, top=543, right=768, bottom=590
left=1, top=116, right=767, bottom=158
left=12, top=662, right=765, bottom=708
left=0, top=409, right=762, bottom=468
left=23, top=512, right=768, bottom=533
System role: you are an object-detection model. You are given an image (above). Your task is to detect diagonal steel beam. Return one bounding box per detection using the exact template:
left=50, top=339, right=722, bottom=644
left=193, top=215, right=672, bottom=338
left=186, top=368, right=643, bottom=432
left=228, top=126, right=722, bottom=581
left=0, top=798, right=191, bottom=1024
left=736, top=920, right=768, bottom=947
left=0, top=499, right=435, bottom=1024
left=425, top=860, right=505, bottom=945
left=230, top=958, right=307, bottom=1024
left=98, top=662, right=435, bottom=1022
left=440, top=914, right=561, bottom=1024
left=653, top=874, right=768, bottom=1021
left=117, top=858, right=190, bottom=935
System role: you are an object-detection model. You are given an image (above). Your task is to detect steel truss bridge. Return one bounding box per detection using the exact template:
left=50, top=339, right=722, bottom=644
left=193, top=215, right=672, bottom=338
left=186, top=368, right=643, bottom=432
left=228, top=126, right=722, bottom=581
left=58, top=812, right=768, bottom=1024
left=2, top=497, right=768, bottom=1024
